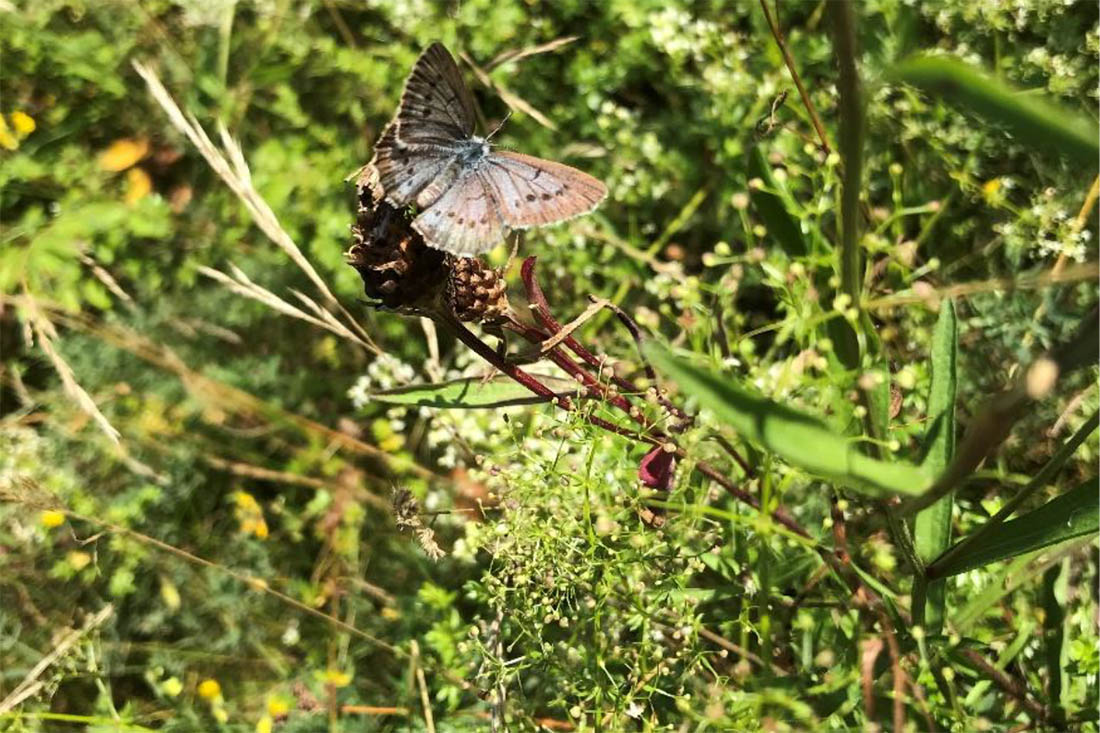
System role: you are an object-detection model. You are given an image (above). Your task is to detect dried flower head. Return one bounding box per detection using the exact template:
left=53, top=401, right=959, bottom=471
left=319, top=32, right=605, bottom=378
left=346, top=169, right=449, bottom=314
left=391, top=486, right=446, bottom=560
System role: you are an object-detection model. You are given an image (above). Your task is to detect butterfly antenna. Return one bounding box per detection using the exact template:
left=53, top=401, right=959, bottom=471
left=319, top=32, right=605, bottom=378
left=486, top=110, right=512, bottom=142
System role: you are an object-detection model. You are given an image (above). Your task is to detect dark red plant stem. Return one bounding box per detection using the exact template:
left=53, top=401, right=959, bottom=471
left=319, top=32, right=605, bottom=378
left=520, top=258, right=652, bottom=404
left=440, top=310, right=655, bottom=445
left=714, top=435, right=754, bottom=478
left=437, top=309, right=562, bottom=404
left=505, top=318, right=648, bottom=426
left=693, top=459, right=808, bottom=539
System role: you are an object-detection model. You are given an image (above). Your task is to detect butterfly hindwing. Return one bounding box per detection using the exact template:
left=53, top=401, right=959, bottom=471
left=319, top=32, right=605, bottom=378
left=413, top=170, right=504, bottom=257
left=484, top=151, right=608, bottom=228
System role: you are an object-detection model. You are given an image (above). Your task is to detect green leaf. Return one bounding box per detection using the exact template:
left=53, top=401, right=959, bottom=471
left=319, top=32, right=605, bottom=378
left=892, top=56, right=1098, bottom=162
left=913, top=299, right=958, bottom=633
left=747, top=146, right=807, bottom=256
left=645, top=344, right=933, bottom=497
left=367, top=375, right=578, bottom=409
left=929, top=480, right=1098, bottom=578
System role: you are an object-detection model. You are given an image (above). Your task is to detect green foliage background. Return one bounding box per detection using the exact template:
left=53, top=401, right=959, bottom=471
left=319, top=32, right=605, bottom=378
left=1, top=0, right=1097, bottom=730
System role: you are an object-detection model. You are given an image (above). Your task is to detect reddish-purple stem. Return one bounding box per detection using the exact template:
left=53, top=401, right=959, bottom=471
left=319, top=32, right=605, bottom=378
left=521, top=258, right=655, bottom=404
left=441, top=310, right=654, bottom=444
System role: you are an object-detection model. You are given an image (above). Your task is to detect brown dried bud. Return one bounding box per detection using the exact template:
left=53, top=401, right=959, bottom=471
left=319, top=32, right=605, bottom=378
left=447, top=256, right=509, bottom=324
left=345, top=169, right=448, bottom=314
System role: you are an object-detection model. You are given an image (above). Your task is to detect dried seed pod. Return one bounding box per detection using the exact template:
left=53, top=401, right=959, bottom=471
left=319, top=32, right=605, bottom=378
left=447, top=256, right=510, bottom=324
left=345, top=169, right=448, bottom=314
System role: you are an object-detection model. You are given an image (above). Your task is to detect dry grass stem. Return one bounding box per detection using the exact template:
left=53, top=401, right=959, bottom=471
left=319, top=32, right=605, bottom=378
left=197, top=265, right=370, bottom=349
left=26, top=300, right=121, bottom=445
left=865, top=260, right=1098, bottom=310
left=132, top=60, right=378, bottom=353
left=79, top=253, right=135, bottom=307
left=0, top=604, right=115, bottom=713
left=488, top=36, right=578, bottom=69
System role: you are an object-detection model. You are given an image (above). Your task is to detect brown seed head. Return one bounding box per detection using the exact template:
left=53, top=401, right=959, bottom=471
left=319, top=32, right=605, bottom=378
left=446, top=256, right=510, bottom=324
left=345, top=169, right=448, bottom=314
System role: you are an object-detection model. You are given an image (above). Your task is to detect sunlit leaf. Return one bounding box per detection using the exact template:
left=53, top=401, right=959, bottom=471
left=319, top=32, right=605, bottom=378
left=368, top=374, right=578, bottom=409
left=892, top=56, right=1098, bottom=161
left=645, top=344, right=933, bottom=497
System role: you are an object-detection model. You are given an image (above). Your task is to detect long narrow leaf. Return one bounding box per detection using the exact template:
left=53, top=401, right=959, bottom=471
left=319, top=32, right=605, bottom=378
left=929, top=480, right=1098, bottom=578
left=645, top=345, right=933, bottom=497
left=747, top=146, right=807, bottom=256
left=913, top=299, right=958, bottom=632
left=892, top=56, right=1098, bottom=161
left=368, top=375, right=578, bottom=409
left=1042, top=558, right=1070, bottom=727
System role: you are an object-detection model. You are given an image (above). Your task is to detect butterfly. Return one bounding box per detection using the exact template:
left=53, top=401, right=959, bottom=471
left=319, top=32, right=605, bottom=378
left=371, top=42, right=607, bottom=257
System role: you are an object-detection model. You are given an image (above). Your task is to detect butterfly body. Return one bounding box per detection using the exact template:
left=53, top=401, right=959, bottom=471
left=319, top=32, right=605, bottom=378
left=372, top=43, right=607, bottom=257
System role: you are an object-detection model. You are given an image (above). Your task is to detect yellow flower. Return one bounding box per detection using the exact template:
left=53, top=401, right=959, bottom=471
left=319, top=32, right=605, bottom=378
left=11, top=111, right=35, bottom=137
left=380, top=434, right=404, bottom=453
left=266, top=696, right=291, bottom=716
left=319, top=668, right=353, bottom=688
left=213, top=707, right=229, bottom=723
left=125, top=167, right=152, bottom=206
left=981, top=177, right=1005, bottom=205
left=233, top=491, right=269, bottom=539
left=40, top=510, right=66, bottom=529
left=161, top=677, right=183, bottom=698
left=197, top=678, right=222, bottom=700
left=160, top=576, right=181, bottom=611
left=234, top=491, right=260, bottom=510
left=99, top=138, right=148, bottom=171
left=67, top=551, right=92, bottom=570
left=0, top=116, right=16, bottom=151
left=256, top=715, right=273, bottom=733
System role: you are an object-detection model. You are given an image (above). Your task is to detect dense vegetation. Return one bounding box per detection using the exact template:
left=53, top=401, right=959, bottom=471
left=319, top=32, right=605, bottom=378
left=2, top=1, right=1097, bottom=730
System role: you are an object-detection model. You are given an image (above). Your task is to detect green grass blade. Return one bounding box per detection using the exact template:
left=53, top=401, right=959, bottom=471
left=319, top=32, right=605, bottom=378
left=1042, top=558, right=1070, bottom=727
left=953, top=538, right=1088, bottom=634
left=913, top=299, right=958, bottom=633
left=892, top=55, right=1099, bottom=161
left=747, top=146, right=807, bottom=256
left=928, top=479, right=1098, bottom=578
left=367, top=375, right=577, bottom=409
left=645, top=344, right=933, bottom=497
left=928, top=410, right=1098, bottom=577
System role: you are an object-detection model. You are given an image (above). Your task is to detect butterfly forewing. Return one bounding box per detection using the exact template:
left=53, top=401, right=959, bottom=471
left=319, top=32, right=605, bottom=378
left=394, top=43, right=477, bottom=146
left=372, top=123, right=456, bottom=206
left=413, top=171, right=504, bottom=256
left=485, top=151, right=608, bottom=228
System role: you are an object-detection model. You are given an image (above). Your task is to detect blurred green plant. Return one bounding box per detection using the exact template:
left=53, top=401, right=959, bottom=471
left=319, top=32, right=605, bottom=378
left=1, top=0, right=1097, bottom=731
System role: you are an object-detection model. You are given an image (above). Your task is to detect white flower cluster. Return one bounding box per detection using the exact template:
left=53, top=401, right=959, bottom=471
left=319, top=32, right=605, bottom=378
left=648, top=7, right=725, bottom=64
left=347, top=353, right=417, bottom=410
left=994, top=187, right=1091, bottom=264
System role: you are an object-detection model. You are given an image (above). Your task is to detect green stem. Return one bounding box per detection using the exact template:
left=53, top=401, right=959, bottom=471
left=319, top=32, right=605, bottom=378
left=832, top=0, right=864, bottom=320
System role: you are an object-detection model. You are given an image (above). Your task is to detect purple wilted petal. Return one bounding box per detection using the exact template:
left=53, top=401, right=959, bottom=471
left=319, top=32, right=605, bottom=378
left=639, top=445, right=676, bottom=492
